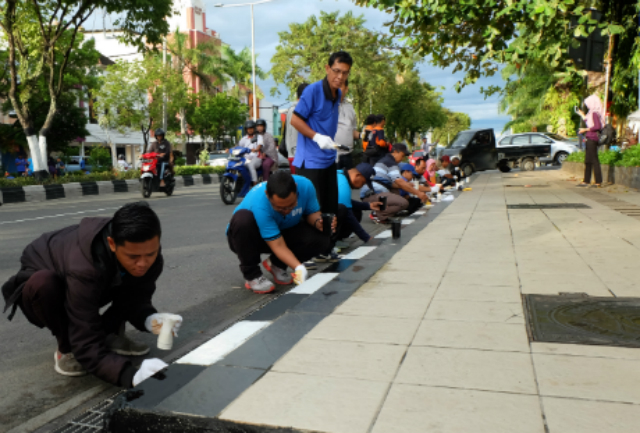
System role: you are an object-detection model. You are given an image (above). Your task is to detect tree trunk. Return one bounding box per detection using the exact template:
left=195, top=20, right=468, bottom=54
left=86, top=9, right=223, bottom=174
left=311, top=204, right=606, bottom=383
left=26, top=135, right=43, bottom=172
left=111, top=141, right=118, bottom=168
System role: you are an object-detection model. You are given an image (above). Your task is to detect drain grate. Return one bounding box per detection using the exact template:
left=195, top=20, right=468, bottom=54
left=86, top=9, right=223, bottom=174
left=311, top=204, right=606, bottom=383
left=508, top=203, right=591, bottom=209
left=52, top=392, right=121, bottom=433
left=524, top=294, right=640, bottom=348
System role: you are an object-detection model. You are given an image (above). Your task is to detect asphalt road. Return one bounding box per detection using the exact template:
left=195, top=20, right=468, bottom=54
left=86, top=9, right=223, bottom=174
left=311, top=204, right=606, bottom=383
left=0, top=185, right=379, bottom=432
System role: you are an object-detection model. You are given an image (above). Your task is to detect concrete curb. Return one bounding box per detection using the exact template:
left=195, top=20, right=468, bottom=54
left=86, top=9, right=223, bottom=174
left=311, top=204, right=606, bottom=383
left=0, top=175, right=219, bottom=205
left=561, top=161, right=617, bottom=185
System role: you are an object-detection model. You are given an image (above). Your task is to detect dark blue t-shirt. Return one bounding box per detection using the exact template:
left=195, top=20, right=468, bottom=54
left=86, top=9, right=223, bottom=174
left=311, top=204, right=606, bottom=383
left=293, top=78, right=341, bottom=169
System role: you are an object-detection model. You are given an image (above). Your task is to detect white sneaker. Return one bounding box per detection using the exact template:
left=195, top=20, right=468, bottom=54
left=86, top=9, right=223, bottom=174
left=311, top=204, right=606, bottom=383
left=245, top=276, right=275, bottom=294
left=54, top=351, right=87, bottom=377
left=263, top=258, right=293, bottom=285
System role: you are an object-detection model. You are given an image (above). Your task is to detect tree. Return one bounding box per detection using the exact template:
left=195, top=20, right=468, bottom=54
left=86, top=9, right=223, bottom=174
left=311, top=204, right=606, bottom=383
left=432, top=110, right=472, bottom=145
left=0, top=0, right=172, bottom=176
left=223, top=46, right=267, bottom=100
left=190, top=93, right=247, bottom=150
left=270, top=11, right=408, bottom=123
left=373, top=71, right=447, bottom=143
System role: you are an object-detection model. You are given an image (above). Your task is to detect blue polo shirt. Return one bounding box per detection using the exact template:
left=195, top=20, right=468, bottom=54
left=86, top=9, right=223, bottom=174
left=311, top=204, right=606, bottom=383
left=337, top=170, right=353, bottom=209
left=293, top=77, right=341, bottom=169
left=232, top=175, right=321, bottom=241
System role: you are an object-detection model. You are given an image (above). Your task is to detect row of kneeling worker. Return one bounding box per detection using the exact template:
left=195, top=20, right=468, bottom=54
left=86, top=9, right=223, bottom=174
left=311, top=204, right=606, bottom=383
left=1, top=50, right=466, bottom=388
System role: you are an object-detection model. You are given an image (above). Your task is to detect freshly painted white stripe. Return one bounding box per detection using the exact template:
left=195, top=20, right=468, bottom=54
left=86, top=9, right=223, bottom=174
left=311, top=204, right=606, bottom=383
left=0, top=208, right=117, bottom=225
left=289, top=272, right=339, bottom=295
left=343, top=246, right=377, bottom=260
left=402, top=219, right=416, bottom=225
left=375, top=230, right=392, bottom=239
left=413, top=211, right=426, bottom=215
left=176, top=321, right=270, bottom=366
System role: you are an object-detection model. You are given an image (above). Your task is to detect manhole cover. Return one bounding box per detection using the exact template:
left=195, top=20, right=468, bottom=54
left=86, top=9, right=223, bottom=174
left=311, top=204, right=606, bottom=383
left=508, top=203, right=591, bottom=209
left=524, top=294, right=640, bottom=348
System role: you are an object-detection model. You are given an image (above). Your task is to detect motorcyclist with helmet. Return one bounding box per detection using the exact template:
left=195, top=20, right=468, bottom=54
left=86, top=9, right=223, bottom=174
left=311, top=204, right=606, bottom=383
left=147, top=128, right=174, bottom=187
left=238, top=120, right=264, bottom=186
left=256, top=119, right=278, bottom=181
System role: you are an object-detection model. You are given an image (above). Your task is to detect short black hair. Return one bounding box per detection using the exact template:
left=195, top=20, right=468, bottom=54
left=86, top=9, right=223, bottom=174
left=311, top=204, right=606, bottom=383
left=297, top=83, right=309, bottom=99
left=111, top=202, right=162, bottom=246
left=364, top=114, right=377, bottom=125
left=328, top=51, right=353, bottom=67
left=266, top=171, right=297, bottom=199
left=377, top=114, right=386, bottom=122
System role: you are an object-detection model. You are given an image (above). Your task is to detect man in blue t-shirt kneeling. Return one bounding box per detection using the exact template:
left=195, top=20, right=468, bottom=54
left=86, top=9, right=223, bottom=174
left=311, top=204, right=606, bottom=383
left=227, top=171, right=333, bottom=294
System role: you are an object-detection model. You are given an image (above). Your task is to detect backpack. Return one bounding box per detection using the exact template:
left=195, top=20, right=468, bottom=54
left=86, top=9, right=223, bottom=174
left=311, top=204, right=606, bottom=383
left=599, top=123, right=616, bottom=146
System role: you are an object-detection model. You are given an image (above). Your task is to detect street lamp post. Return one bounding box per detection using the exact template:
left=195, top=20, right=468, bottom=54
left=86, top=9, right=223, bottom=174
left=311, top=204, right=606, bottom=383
left=214, top=0, right=274, bottom=121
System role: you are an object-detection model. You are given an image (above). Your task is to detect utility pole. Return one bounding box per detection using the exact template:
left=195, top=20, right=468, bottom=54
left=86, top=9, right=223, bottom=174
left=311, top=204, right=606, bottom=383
left=603, top=33, right=615, bottom=123
left=163, top=38, right=168, bottom=130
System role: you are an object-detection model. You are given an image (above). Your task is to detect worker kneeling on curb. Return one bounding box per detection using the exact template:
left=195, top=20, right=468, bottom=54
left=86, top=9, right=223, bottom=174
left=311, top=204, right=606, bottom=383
left=1, top=202, right=182, bottom=387
left=227, top=171, right=334, bottom=294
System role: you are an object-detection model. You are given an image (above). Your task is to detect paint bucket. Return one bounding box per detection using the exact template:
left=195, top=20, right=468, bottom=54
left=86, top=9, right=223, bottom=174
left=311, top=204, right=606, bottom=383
left=157, top=317, right=178, bottom=350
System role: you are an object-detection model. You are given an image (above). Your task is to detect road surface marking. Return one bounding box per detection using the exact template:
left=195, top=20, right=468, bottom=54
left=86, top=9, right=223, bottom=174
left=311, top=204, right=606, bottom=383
left=342, top=246, right=377, bottom=260
left=375, top=230, right=392, bottom=238
left=176, top=321, right=271, bottom=366
left=289, top=272, right=340, bottom=295
left=0, top=208, right=118, bottom=225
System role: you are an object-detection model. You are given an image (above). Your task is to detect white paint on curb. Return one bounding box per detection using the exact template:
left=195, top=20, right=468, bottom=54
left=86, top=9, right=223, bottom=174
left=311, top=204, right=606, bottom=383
left=413, top=211, right=426, bottom=215
left=375, top=230, right=392, bottom=239
left=402, top=219, right=416, bottom=225
left=176, top=321, right=271, bottom=366
left=342, top=246, right=377, bottom=260
left=289, top=272, right=340, bottom=295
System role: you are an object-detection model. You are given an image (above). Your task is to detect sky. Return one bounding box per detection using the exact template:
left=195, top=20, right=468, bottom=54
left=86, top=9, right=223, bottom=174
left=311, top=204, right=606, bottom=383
left=207, top=0, right=511, bottom=136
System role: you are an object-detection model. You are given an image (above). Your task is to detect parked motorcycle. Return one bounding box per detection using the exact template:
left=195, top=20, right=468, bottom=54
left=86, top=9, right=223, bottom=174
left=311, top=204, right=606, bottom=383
left=139, top=152, right=175, bottom=198
left=220, top=147, right=262, bottom=205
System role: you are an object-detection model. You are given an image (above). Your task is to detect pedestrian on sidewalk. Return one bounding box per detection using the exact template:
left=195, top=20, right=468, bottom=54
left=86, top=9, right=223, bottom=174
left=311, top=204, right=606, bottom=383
left=577, top=95, right=604, bottom=188
left=291, top=51, right=352, bottom=215
left=336, top=162, right=382, bottom=244
left=256, top=119, right=277, bottom=181
left=335, top=80, right=359, bottom=170
left=226, top=171, right=332, bottom=294
left=1, top=202, right=183, bottom=387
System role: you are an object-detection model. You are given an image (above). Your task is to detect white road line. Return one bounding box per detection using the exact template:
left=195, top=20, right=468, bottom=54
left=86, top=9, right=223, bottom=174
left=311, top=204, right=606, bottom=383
left=375, top=230, right=392, bottom=238
left=402, top=219, right=416, bottom=225
left=0, top=208, right=117, bottom=225
left=413, top=211, right=426, bottom=215
left=289, top=272, right=339, bottom=295
left=176, top=321, right=271, bottom=366
left=342, top=246, right=377, bottom=260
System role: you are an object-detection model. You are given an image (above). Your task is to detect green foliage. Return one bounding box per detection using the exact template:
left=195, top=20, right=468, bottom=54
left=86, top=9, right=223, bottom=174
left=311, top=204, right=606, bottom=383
left=270, top=11, right=408, bottom=123
left=175, top=165, right=216, bottom=176
left=566, top=151, right=585, bottom=163
left=599, top=149, right=622, bottom=166
left=224, top=46, right=267, bottom=100
left=190, top=93, right=247, bottom=149
left=373, top=71, right=447, bottom=141
left=174, top=157, right=187, bottom=166
left=0, top=169, right=139, bottom=187
left=87, top=146, right=112, bottom=172
left=617, top=145, right=640, bottom=167
left=432, top=110, right=471, bottom=145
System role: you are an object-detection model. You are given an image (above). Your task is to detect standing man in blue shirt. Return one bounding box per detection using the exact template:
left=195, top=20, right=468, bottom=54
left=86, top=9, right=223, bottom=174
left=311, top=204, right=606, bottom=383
left=291, top=51, right=352, bottom=215
left=227, top=171, right=333, bottom=294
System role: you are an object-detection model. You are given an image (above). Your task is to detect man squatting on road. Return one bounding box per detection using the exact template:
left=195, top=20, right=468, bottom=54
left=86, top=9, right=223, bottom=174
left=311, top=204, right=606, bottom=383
left=227, top=171, right=336, bottom=294
left=2, top=203, right=182, bottom=386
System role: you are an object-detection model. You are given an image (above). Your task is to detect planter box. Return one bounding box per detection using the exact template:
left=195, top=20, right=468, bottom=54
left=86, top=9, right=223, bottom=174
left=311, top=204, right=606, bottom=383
left=192, top=174, right=203, bottom=186
left=181, top=175, right=194, bottom=187
left=202, top=174, right=213, bottom=185
left=0, top=186, right=25, bottom=204
left=44, top=184, right=65, bottom=200
left=561, top=161, right=615, bottom=184
left=614, top=166, right=640, bottom=189
left=112, top=180, right=128, bottom=193
left=80, top=181, right=99, bottom=196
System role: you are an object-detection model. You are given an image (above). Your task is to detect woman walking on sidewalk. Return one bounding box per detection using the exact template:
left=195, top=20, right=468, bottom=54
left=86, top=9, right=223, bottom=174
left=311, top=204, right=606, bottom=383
left=577, top=95, right=604, bottom=188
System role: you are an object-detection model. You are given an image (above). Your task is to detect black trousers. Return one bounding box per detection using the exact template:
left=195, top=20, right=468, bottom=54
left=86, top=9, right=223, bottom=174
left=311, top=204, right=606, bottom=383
left=337, top=204, right=362, bottom=240
left=584, top=139, right=603, bottom=184
left=20, top=271, right=123, bottom=353
left=337, top=153, right=354, bottom=171
left=227, top=210, right=331, bottom=280
left=296, top=163, right=338, bottom=214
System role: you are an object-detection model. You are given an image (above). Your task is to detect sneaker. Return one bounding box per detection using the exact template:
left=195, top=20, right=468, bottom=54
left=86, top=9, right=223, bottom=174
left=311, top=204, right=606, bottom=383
left=262, top=258, right=293, bottom=285
left=245, top=276, right=275, bottom=294
left=313, top=252, right=342, bottom=263
left=54, top=351, right=87, bottom=377
left=106, top=333, right=150, bottom=356
left=302, top=260, right=317, bottom=270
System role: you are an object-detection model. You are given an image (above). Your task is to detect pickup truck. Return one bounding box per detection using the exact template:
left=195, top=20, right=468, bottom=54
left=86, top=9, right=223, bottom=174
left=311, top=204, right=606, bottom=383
left=432, top=128, right=551, bottom=176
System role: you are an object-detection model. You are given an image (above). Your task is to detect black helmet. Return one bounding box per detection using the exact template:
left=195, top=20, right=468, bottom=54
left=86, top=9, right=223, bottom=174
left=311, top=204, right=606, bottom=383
left=244, top=120, right=256, bottom=130
left=155, top=128, right=165, bottom=138
left=256, top=119, right=267, bottom=130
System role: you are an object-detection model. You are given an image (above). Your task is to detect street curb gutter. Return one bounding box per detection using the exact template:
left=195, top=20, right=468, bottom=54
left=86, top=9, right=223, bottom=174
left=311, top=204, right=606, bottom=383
left=105, top=196, right=454, bottom=433
left=0, top=175, right=218, bottom=206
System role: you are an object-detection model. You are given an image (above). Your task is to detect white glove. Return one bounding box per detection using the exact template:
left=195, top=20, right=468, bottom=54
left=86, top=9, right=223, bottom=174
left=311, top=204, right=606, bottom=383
left=293, top=265, right=308, bottom=285
left=133, top=358, right=168, bottom=387
left=145, top=313, right=183, bottom=337
left=455, top=167, right=460, bottom=172
left=312, top=133, right=337, bottom=150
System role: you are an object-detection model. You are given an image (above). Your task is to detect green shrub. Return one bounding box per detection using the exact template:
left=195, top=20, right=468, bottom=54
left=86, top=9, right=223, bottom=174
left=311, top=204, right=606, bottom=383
left=212, top=165, right=226, bottom=175
left=175, top=165, right=216, bottom=176
left=598, top=149, right=622, bottom=165
left=174, top=157, right=187, bottom=166
left=87, top=146, right=112, bottom=172
left=566, top=151, right=585, bottom=163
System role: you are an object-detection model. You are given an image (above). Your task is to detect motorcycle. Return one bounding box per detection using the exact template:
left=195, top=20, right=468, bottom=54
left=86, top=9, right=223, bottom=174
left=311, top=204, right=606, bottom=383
left=220, top=146, right=262, bottom=205
left=139, top=152, right=175, bottom=198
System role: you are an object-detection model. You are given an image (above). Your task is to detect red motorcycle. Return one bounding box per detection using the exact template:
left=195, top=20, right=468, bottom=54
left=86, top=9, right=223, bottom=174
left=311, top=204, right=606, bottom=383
left=139, top=152, right=175, bottom=198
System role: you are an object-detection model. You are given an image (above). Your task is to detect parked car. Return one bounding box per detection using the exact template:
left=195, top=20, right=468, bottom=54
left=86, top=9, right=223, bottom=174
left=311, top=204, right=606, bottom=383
left=498, top=133, right=579, bottom=165
left=409, top=150, right=426, bottom=166
left=206, top=152, right=228, bottom=168
left=65, top=156, right=92, bottom=173
left=432, top=128, right=551, bottom=175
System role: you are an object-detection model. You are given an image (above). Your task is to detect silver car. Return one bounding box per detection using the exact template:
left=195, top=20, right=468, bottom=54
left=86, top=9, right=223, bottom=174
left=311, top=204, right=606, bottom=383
left=498, top=133, right=580, bottom=165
